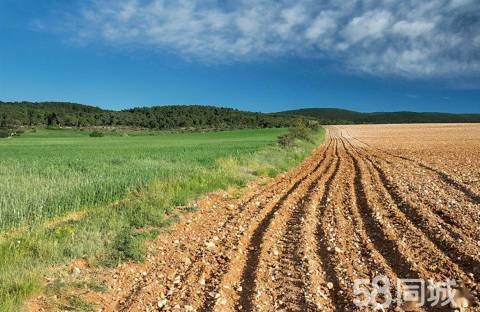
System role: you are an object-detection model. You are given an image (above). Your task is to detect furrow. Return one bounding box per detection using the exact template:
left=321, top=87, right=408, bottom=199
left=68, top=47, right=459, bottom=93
left=315, top=133, right=407, bottom=311
left=119, top=140, right=333, bottom=311
left=345, top=137, right=478, bottom=309
left=232, top=139, right=336, bottom=312
left=343, top=137, right=433, bottom=310
left=349, top=132, right=480, bottom=204
left=174, top=139, right=335, bottom=312
left=355, top=144, right=480, bottom=281
left=172, top=152, right=328, bottom=311
left=360, top=145, right=480, bottom=239
left=314, top=140, right=354, bottom=310
left=335, top=138, right=405, bottom=310
left=251, top=140, right=338, bottom=311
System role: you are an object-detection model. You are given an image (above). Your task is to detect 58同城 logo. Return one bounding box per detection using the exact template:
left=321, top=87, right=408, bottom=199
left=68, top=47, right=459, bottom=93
left=353, top=275, right=473, bottom=310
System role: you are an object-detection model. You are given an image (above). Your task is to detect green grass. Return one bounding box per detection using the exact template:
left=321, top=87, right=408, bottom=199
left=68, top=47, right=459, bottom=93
left=0, top=128, right=288, bottom=229
left=0, top=127, right=325, bottom=311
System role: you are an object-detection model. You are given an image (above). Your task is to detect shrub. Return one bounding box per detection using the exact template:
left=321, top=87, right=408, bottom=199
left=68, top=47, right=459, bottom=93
left=89, top=131, right=104, bottom=137
left=278, top=133, right=295, bottom=148
left=288, top=125, right=312, bottom=142
left=277, top=121, right=317, bottom=148
left=306, top=120, right=320, bottom=131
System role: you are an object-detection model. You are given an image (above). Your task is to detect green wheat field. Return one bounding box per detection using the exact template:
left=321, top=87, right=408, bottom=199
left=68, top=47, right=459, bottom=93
left=0, top=128, right=290, bottom=229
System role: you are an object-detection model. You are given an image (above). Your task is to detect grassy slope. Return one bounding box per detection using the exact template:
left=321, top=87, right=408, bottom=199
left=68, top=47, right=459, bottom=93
left=0, top=128, right=325, bottom=311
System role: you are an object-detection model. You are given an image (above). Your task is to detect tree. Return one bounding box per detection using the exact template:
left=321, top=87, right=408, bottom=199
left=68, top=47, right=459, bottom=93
left=46, top=113, right=60, bottom=127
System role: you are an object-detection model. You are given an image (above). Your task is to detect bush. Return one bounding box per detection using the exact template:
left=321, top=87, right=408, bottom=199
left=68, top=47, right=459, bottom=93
left=288, top=125, right=312, bottom=142
left=278, top=133, right=295, bottom=148
left=89, top=131, right=104, bottom=137
left=306, top=120, right=320, bottom=131
left=277, top=121, right=317, bottom=148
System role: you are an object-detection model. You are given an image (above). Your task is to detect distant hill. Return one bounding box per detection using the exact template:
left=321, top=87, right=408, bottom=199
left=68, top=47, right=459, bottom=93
left=0, top=101, right=300, bottom=130
left=280, top=108, right=480, bottom=124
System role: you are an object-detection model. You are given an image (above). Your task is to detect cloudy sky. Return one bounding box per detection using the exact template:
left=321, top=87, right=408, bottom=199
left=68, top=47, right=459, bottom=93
left=1, top=0, right=479, bottom=112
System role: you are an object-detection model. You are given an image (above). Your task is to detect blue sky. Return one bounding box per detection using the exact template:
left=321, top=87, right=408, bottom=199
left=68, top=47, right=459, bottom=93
left=1, top=0, right=479, bottom=113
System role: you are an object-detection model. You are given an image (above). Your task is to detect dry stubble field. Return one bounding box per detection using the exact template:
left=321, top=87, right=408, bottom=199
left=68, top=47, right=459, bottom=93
left=33, top=124, right=480, bottom=311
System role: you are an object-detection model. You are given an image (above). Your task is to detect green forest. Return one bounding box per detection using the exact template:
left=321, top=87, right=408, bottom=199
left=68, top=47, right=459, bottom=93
left=0, top=102, right=299, bottom=133
left=2, top=102, right=479, bottom=137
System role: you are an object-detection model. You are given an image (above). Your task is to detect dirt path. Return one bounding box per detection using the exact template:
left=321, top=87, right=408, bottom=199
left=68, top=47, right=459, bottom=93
left=32, top=125, right=480, bottom=311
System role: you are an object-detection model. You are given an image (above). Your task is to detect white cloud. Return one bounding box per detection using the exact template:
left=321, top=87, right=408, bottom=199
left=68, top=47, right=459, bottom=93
left=46, top=0, right=480, bottom=79
left=391, top=20, right=435, bottom=37
left=342, top=10, right=393, bottom=44
left=275, top=5, right=308, bottom=37
left=305, top=12, right=337, bottom=41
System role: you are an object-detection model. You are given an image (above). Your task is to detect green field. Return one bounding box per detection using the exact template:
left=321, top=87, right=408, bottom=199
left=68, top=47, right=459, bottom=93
left=0, top=128, right=289, bottom=229
left=0, top=127, right=324, bottom=311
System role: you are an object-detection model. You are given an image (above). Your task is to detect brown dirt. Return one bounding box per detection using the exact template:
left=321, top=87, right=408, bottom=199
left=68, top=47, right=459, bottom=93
left=29, top=124, right=480, bottom=311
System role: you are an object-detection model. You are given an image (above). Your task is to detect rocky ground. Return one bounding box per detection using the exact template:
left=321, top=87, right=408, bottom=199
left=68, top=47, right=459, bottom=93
left=29, top=124, right=480, bottom=311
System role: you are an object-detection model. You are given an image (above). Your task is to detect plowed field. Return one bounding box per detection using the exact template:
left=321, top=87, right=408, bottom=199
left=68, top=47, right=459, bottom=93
left=43, top=124, right=480, bottom=311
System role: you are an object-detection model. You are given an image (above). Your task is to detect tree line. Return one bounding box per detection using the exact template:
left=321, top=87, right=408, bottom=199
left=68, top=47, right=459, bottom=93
left=0, top=101, right=302, bottom=131
left=280, top=108, right=480, bottom=124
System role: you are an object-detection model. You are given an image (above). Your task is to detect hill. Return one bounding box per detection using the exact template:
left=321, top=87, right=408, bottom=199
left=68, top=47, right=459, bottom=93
left=280, top=108, right=480, bottom=124
left=0, top=101, right=299, bottom=130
